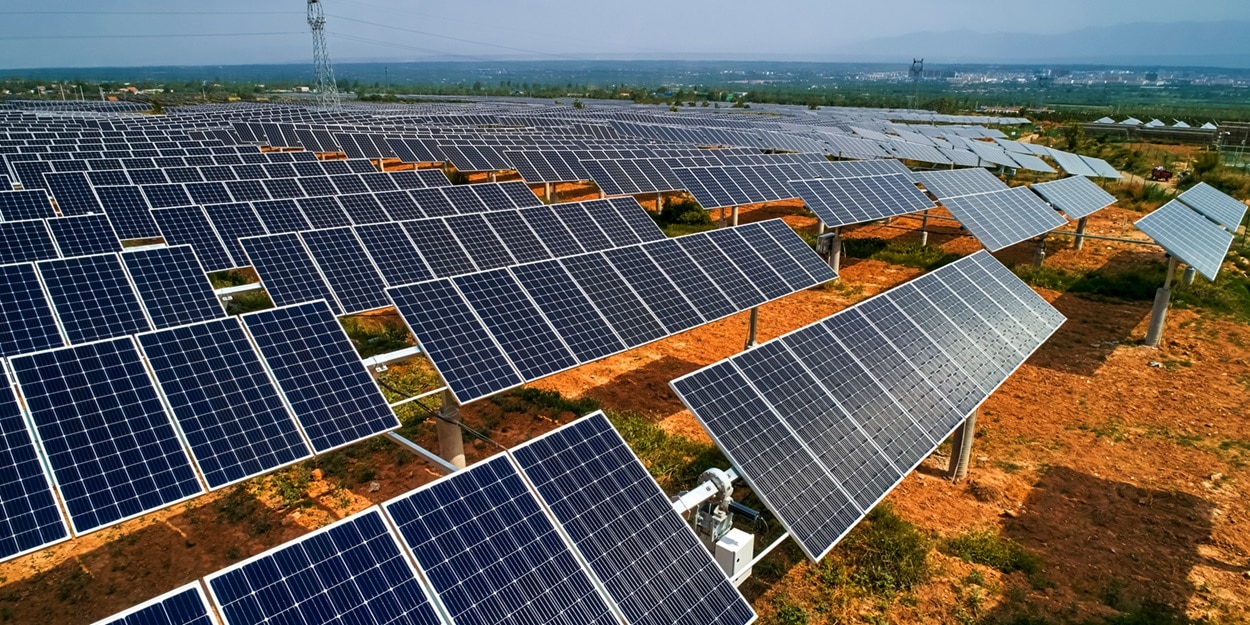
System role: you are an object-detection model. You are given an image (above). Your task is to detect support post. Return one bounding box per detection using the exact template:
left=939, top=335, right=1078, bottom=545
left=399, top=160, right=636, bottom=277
left=544, top=182, right=552, bottom=203
left=947, top=409, right=979, bottom=482
left=818, top=221, right=828, bottom=236
left=1032, top=236, right=1046, bottom=268
left=1073, top=217, right=1089, bottom=251
left=719, top=205, right=727, bottom=228
left=919, top=210, right=930, bottom=247
left=828, top=228, right=842, bottom=275
left=435, top=389, right=466, bottom=469
left=731, top=205, right=740, bottom=227
left=1145, top=257, right=1180, bottom=348
left=656, top=193, right=664, bottom=212
left=1182, top=266, right=1197, bottom=286
left=744, top=307, right=759, bottom=350
left=488, top=171, right=497, bottom=183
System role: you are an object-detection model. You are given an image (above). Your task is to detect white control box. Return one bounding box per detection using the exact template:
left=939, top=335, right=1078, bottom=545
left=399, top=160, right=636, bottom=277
left=715, top=529, right=754, bottom=583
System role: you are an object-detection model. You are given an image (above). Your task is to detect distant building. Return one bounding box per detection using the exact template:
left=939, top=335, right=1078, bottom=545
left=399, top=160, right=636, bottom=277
left=1094, top=116, right=1116, bottom=124
left=1119, top=117, right=1143, bottom=126
left=294, top=86, right=311, bottom=93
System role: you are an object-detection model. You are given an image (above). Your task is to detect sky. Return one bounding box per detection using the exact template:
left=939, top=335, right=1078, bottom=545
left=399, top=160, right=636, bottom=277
left=2, top=0, right=1250, bottom=69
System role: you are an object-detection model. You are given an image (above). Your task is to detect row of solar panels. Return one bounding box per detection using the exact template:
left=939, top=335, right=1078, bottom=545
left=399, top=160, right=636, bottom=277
left=672, top=251, right=1066, bottom=561
left=393, top=219, right=837, bottom=404
left=245, top=196, right=667, bottom=316
left=1135, top=182, right=1248, bottom=280
left=96, top=412, right=757, bottom=625
left=2, top=146, right=328, bottom=187
left=0, top=297, right=398, bottom=562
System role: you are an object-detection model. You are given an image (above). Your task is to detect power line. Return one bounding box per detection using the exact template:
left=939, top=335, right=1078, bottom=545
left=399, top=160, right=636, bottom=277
left=5, top=11, right=302, bottom=15
left=0, top=33, right=305, bottom=41
left=327, top=32, right=498, bottom=64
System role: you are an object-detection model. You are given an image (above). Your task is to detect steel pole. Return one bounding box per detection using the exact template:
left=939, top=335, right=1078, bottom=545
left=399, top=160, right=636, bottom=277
left=436, top=389, right=466, bottom=469
left=1145, top=257, right=1180, bottom=348
left=1073, top=217, right=1089, bottom=251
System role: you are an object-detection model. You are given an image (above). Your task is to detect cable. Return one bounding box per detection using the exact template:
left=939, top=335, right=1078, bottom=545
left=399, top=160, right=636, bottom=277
left=5, top=11, right=302, bottom=16
left=0, top=33, right=304, bottom=41
left=376, top=378, right=506, bottom=452
left=327, top=32, right=498, bottom=64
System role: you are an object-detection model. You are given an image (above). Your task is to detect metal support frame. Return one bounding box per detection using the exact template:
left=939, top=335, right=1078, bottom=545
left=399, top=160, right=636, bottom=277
left=744, top=307, right=759, bottom=350
left=1032, top=235, right=1047, bottom=268
left=947, top=409, right=979, bottom=482
left=436, top=388, right=467, bottom=469
left=919, top=209, right=930, bottom=247
left=387, top=432, right=459, bottom=475
left=1073, top=217, right=1089, bottom=251
left=1145, top=256, right=1180, bottom=348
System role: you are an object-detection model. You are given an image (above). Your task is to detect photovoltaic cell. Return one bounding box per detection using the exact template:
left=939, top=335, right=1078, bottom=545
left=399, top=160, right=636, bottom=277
left=10, top=338, right=203, bottom=535
left=604, top=246, right=704, bottom=333
left=137, top=318, right=312, bottom=490
left=121, top=246, right=225, bottom=330
left=401, top=219, right=476, bottom=278
left=482, top=210, right=552, bottom=264
left=941, top=186, right=1068, bottom=252
left=141, top=184, right=193, bottom=209
left=300, top=228, right=391, bottom=314
left=519, top=206, right=585, bottom=257
left=295, top=196, right=352, bottom=229
left=0, top=190, right=56, bottom=221
left=46, top=214, right=122, bottom=257
left=92, top=186, right=161, bottom=240
left=1177, top=182, right=1248, bottom=231
left=37, top=254, right=152, bottom=344
left=44, top=172, right=103, bottom=216
left=388, top=280, right=522, bottom=403
left=202, top=203, right=268, bottom=265
left=609, top=196, right=667, bottom=242
left=445, top=214, right=516, bottom=270
left=1135, top=200, right=1234, bottom=281
left=1029, top=176, right=1116, bottom=220
left=384, top=454, right=619, bottom=625
left=251, top=199, right=311, bottom=234
left=675, top=234, right=766, bottom=309
left=642, top=239, right=738, bottom=322
left=553, top=203, right=613, bottom=252
left=705, top=228, right=791, bottom=299
left=92, top=583, right=217, bottom=625
left=561, top=253, right=667, bottom=347
left=241, top=234, right=340, bottom=314
left=374, top=190, right=424, bottom=221
left=913, top=168, right=1008, bottom=199
left=353, top=222, right=434, bottom=286
left=408, top=188, right=456, bottom=218
left=206, top=509, right=444, bottom=625
left=0, top=219, right=59, bottom=264
left=734, top=223, right=817, bottom=290
left=242, top=301, right=399, bottom=453
left=512, top=412, right=757, bottom=625
left=152, top=207, right=237, bottom=273
left=509, top=260, right=625, bottom=363
left=582, top=199, right=642, bottom=247
left=0, top=263, right=64, bottom=358
left=0, top=371, right=68, bottom=562
left=337, top=194, right=390, bottom=225
left=454, top=269, right=578, bottom=380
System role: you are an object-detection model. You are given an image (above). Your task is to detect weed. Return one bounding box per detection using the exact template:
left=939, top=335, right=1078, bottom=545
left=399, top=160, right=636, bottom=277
left=490, top=387, right=600, bottom=417
left=268, top=464, right=313, bottom=509
left=54, top=568, right=92, bottom=603
left=940, top=528, right=1045, bottom=580
left=843, top=237, right=963, bottom=270
left=339, top=316, right=415, bottom=359
left=820, top=502, right=932, bottom=596
left=1080, top=418, right=1129, bottom=442
left=771, top=596, right=809, bottom=625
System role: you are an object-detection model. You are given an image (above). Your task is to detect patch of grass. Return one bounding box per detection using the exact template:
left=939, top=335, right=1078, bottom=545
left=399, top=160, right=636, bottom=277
left=771, top=596, right=809, bottom=625
left=221, top=290, right=274, bottom=316
left=819, top=502, right=932, bottom=596
left=606, top=410, right=727, bottom=491
left=843, top=237, right=963, bottom=271
left=662, top=222, right=718, bottom=237
left=1079, top=418, right=1129, bottom=442
left=339, top=316, right=415, bottom=359
left=940, top=529, right=1045, bottom=579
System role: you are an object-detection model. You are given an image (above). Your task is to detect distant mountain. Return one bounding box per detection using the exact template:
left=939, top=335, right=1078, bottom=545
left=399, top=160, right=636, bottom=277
left=837, top=21, right=1250, bottom=68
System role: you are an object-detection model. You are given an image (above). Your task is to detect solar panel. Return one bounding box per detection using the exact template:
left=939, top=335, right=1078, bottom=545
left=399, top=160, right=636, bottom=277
left=553, top=203, right=614, bottom=252
left=442, top=185, right=488, bottom=213
left=37, top=254, right=152, bottom=344
left=330, top=174, right=370, bottom=195
left=295, top=196, right=353, bottom=229
left=561, top=253, right=667, bottom=347
left=337, top=193, right=390, bottom=225
left=1048, top=149, right=1100, bottom=178
left=45, top=214, right=121, bottom=256
left=1136, top=200, right=1235, bottom=281
left=353, top=222, right=434, bottom=286
left=409, top=188, right=457, bottom=218
left=1177, top=182, right=1248, bottom=230
left=454, top=269, right=579, bottom=380
left=0, top=219, right=59, bottom=264
left=137, top=318, right=312, bottom=490
left=912, top=168, right=1008, bottom=199
left=583, top=199, right=643, bottom=247
left=186, top=182, right=234, bottom=205
left=205, top=509, right=444, bottom=625
left=242, top=301, right=399, bottom=453
left=512, top=412, right=757, bottom=625
left=498, top=180, right=543, bottom=207
left=671, top=251, right=1065, bottom=561
left=129, top=169, right=171, bottom=186
left=9, top=338, right=203, bottom=535
left=387, top=280, right=522, bottom=403
left=241, top=234, right=340, bottom=314
left=481, top=210, right=552, bottom=264
left=519, top=206, right=585, bottom=257
left=224, top=179, right=271, bottom=202
left=734, top=222, right=819, bottom=290
left=0, top=190, right=55, bottom=221
left=941, top=186, right=1068, bottom=252
left=705, top=228, right=791, bottom=300
left=609, top=196, right=667, bottom=242
left=250, top=199, right=311, bottom=234
left=1030, top=176, right=1117, bottom=220
left=757, top=219, right=840, bottom=284
left=121, top=246, right=225, bottom=330
left=384, top=454, right=620, bottom=625
left=401, top=219, right=477, bottom=278
left=374, top=190, right=425, bottom=221
left=0, top=370, right=69, bottom=562
left=787, top=175, right=936, bottom=229
left=203, top=203, right=269, bottom=265
left=152, top=206, right=238, bottom=273
left=44, top=171, right=104, bottom=216
left=0, top=263, right=64, bottom=358
left=605, top=246, right=704, bottom=333
left=509, top=260, right=626, bottom=363
left=445, top=213, right=516, bottom=270
left=93, top=583, right=218, bottom=625
left=141, top=184, right=193, bottom=209
left=300, top=228, right=391, bottom=314
left=675, top=234, right=766, bottom=310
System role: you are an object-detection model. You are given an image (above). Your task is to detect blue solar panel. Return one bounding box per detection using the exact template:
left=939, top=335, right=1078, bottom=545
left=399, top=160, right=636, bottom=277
left=384, top=454, right=619, bottom=625
left=44, top=172, right=104, bottom=216
left=93, top=583, right=217, bottom=625
left=202, top=203, right=268, bottom=267
left=582, top=199, right=643, bottom=247
left=121, top=246, right=226, bottom=330
left=498, top=180, right=543, bottom=207
left=0, top=219, right=59, bottom=264
left=513, top=413, right=757, bottom=625
left=251, top=199, right=312, bottom=234
left=0, top=263, right=64, bottom=358
left=454, top=269, right=578, bottom=380
left=152, top=207, right=238, bottom=273
left=445, top=214, right=516, bottom=270
left=353, top=222, right=434, bottom=287
left=0, top=190, right=56, bottom=221
left=224, top=179, right=270, bottom=203
left=141, top=184, right=194, bottom=209
left=510, top=260, right=625, bottom=363
left=10, top=338, right=203, bottom=535
left=553, top=203, right=613, bottom=252
left=374, top=190, right=425, bottom=221
left=137, top=318, right=312, bottom=490
left=300, top=228, right=391, bottom=314
left=408, top=188, right=456, bottom=218
left=401, top=219, right=477, bottom=278
left=242, top=301, right=399, bottom=453
left=560, top=253, right=667, bottom=347
left=641, top=239, right=738, bottom=322
left=295, top=196, right=353, bottom=229
left=734, top=222, right=817, bottom=290
left=388, top=280, right=522, bottom=403
left=46, top=214, right=122, bottom=257
left=675, top=234, right=766, bottom=310
left=337, top=194, right=390, bottom=225
left=93, top=186, right=161, bottom=240
left=185, top=182, right=234, bottom=206
left=1136, top=200, right=1236, bottom=281
left=604, top=246, right=704, bottom=333
left=0, top=370, right=69, bottom=562
left=705, top=229, right=791, bottom=299
left=519, top=206, right=585, bottom=257
left=608, top=196, right=667, bottom=242
left=37, top=254, right=152, bottom=344
left=481, top=210, right=552, bottom=264
left=241, top=234, right=340, bottom=315
left=206, top=509, right=444, bottom=625
left=757, top=219, right=839, bottom=285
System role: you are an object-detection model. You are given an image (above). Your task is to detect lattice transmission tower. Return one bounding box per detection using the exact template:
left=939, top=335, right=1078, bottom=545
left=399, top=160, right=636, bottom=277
left=307, top=0, right=342, bottom=110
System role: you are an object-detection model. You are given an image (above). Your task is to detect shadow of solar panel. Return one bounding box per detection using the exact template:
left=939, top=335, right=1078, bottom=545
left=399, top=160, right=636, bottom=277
left=37, top=254, right=152, bottom=344
left=137, top=316, right=311, bottom=490
left=242, top=301, right=399, bottom=454
left=0, top=372, right=68, bottom=563
left=10, top=338, right=203, bottom=535
left=93, top=582, right=218, bottom=625
left=384, top=454, right=619, bottom=625
left=206, top=509, right=444, bottom=625
left=121, top=246, right=225, bottom=330
left=512, top=412, right=757, bottom=625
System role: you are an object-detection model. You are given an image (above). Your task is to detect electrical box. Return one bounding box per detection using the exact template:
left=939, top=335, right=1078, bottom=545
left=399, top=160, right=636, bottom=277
left=715, top=529, right=754, bottom=583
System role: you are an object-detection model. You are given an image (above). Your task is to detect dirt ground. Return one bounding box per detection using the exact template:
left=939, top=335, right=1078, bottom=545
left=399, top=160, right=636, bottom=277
left=3, top=196, right=1248, bottom=624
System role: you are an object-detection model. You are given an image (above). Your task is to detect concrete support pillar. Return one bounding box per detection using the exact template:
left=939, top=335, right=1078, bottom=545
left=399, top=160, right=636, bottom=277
left=436, top=389, right=466, bottom=469
left=919, top=210, right=930, bottom=247
left=1073, top=217, right=1089, bottom=251
left=947, top=409, right=979, bottom=482
left=731, top=206, right=740, bottom=227
left=744, top=307, right=759, bottom=350
left=1145, top=257, right=1180, bottom=348
left=828, top=228, right=842, bottom=275
left=719, top=206, right=727, bottom=228
left=544, top=182, right=552, bottom=203
left=656, top=193, right=664, bottom=212
left=1033, top=236, right=1047, bottom=268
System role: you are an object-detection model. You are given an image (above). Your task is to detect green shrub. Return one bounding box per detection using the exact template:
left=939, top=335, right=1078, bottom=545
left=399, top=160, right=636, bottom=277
left=820, top=502, right=932, bottom=595
left=842, top=237, right=963, bottom=271
left=771, top=596, right=809, bottom=625
left=940, top=529, right=1044, bottom=577
left=339, top=317, right=415, bottom=359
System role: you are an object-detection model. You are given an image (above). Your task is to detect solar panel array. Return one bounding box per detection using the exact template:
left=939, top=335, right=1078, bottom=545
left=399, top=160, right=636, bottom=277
left=391, top=219, right=837, bottom=404
left=913, top=168, right=1008, bottom=199
left=1030, top=176, right=1117, bottom=220
left=1177, top=182, right=1249, bottom=231
left=94, top=583, right=218, bottom=625
left=940, top=186, right=1068, bottom=252
left=1135, top=200, right=1236, bottom=281
left=787, top=174, right=936, bottom=228
left=672, top=251, right=1065, bottom=560
left=0, top=371, right=69, bottom=562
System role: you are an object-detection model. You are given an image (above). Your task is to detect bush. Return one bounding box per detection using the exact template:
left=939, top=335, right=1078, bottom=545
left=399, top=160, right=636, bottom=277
left=842, top=237, right=963, bottom=271
left=655, top=199, right=712, bottom=226
left=940, top=529, right=1045, bottom=577
left=820, top=502, right=932, bottom=595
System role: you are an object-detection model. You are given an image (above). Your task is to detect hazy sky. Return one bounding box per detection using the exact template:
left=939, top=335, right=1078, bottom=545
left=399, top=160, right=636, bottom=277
left=2, top=0, right=1250, bottom=68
